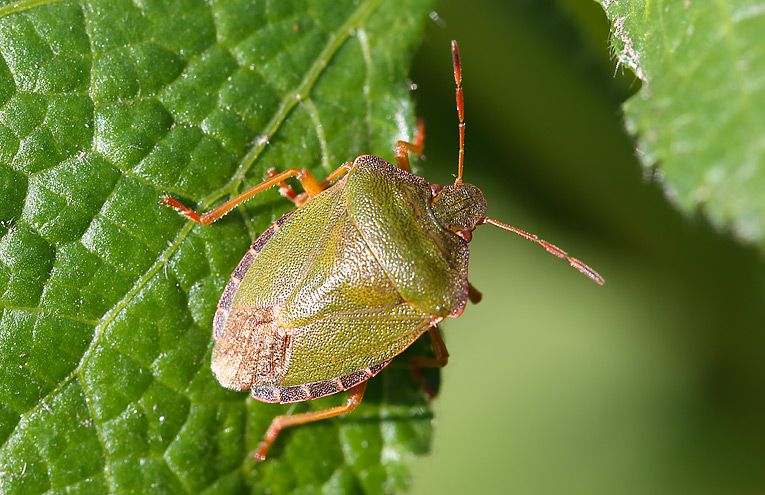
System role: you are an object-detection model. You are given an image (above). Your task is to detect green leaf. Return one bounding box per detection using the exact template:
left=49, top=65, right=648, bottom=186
left=597, top=0, right=765, bottom=244
left=0, top=0, right=435, bottom=493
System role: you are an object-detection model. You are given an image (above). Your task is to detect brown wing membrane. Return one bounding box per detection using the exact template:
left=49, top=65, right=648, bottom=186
left=211, top=305, right=291, bottom=392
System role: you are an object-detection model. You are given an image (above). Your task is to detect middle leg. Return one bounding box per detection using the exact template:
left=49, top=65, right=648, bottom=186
left=409, top=325, right=449, bottom=400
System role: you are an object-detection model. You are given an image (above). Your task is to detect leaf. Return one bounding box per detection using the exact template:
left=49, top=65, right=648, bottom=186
left=0, top=0, right=436, bottom=493
left=597, top=0, right=765, bottom=245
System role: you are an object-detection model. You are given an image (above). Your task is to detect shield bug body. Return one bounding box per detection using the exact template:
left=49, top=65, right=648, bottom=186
left=162, top=41, right=604, bottom=460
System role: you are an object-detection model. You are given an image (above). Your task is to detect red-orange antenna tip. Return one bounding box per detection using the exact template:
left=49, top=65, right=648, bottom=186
left=451, top=40, right=462, bottom=86
left=480, top=218, right=605, bottom=285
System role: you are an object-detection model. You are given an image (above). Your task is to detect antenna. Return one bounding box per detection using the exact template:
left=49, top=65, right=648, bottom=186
left=479, top=218, right=605, bottom=285
left=452, top=40, right=465, bottom=184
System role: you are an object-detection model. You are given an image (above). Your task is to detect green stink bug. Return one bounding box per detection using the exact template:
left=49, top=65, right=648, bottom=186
left=162, top=40, right=604, bottom=460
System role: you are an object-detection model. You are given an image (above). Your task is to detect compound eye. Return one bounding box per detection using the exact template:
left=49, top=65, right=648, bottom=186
left=430, top=184, right=442, bottom=198
left=456, top=229, right=472, bottom=242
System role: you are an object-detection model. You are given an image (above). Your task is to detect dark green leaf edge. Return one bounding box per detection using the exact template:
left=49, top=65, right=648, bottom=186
left=596, top=0, right=765, bottom=245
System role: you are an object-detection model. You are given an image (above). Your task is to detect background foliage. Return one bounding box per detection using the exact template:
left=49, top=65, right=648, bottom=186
left=599, top=0, right=765, bottom=246
left=409, top=1, right=765, bottom=494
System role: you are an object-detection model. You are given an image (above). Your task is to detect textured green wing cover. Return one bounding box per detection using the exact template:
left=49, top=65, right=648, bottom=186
left=285, top=305, right=435, bottom=386
left=345, top=155, right=470, bottom=317
left=231, top=180, right=435, bottom=387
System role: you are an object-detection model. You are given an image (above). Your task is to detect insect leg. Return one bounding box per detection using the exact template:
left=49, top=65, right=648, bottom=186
left=161, top=168, right=324, bottom=225
left=409, top=326, right=449, bottom=400
left=267, top=162, right=354, bottom=206
left=467, top=281, right=482, bottom=304
left=318, top=161, right=353, bottom=189
left=265, top=167, right=300, bottom=204
left=253, top=381, right=368, bottom=461
left=393, top=118, right=425, bottom=173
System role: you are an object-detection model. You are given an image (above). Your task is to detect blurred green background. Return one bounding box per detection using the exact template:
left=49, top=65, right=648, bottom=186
left=404, top=0, right=765, bottom=493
